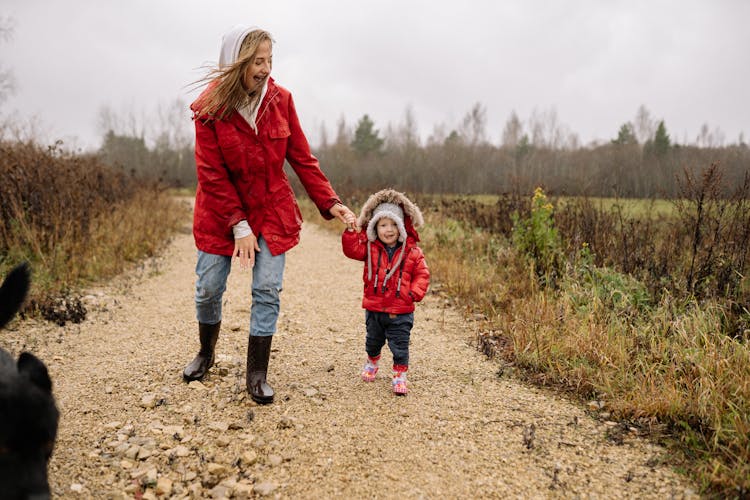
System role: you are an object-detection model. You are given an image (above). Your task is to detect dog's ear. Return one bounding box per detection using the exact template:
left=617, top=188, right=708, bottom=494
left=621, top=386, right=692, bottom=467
left=17, top=352, right=53, bottom=394
left=0, top=262, right=31, bottom=329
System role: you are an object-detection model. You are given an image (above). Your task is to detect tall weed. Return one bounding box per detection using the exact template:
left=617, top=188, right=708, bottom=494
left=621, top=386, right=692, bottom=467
left=511, top=187, right=563, bottom=286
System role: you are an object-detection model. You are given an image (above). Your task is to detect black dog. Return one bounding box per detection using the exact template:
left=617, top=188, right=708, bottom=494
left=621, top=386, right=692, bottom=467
left=0, top=263, right=59, bottom=500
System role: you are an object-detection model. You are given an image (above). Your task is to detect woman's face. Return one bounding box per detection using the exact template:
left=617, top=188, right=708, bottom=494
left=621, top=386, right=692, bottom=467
left=243, top=40, right=272, bottom=93
left=376, top=217, right=399, bottom=246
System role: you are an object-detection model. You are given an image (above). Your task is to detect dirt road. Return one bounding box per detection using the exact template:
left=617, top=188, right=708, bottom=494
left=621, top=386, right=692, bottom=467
left=4, top=206, right=698, bottom=498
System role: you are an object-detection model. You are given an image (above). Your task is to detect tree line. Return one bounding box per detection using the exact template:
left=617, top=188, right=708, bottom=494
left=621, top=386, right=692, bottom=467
left=315, top=104, right=749, bottom=198
left=92, top=99, right=749, bottom=198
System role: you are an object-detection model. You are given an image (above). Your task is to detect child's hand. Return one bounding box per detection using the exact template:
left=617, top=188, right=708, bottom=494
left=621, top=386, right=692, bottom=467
left=331, top=203, right=356, bottom=227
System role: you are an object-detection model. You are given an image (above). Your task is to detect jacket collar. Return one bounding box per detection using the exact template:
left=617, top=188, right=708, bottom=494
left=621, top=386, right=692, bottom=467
left=229, top=77, right=280, bottom=135
left=191, top=77, right=281, bottom=132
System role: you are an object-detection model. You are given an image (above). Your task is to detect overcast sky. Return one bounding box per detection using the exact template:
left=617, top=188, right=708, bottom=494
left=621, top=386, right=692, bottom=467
left=2, top=0, right=749, bottom=151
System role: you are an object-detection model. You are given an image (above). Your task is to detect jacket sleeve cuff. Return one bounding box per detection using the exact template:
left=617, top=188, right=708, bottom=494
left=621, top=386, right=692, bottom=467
left=232, top=220, right=253, bottom=239
left=322, top=198, right=342, bottom=220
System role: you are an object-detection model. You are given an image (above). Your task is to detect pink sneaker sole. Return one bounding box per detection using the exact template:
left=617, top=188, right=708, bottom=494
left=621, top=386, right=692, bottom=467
left=392, top=381, right=408, bottom=395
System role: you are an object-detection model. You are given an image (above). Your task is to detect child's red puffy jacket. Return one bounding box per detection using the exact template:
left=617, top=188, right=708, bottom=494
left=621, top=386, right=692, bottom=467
left=342, top=189, right=430, bottom=314
left=342, top=231, right=430, bottom=314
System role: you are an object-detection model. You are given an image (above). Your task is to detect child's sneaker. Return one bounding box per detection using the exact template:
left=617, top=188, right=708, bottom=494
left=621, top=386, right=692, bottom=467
left=392, top=371, right=408, bottom=395
left=361, top=358, right=379, bottom=382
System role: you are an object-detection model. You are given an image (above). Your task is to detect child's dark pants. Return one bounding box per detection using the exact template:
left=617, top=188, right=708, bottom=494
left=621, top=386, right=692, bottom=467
left=365, top=310, right=413, bottom=367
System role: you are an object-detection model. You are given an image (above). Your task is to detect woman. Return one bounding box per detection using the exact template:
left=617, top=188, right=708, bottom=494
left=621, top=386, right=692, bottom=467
left=183, top=25, right=356, bottom=405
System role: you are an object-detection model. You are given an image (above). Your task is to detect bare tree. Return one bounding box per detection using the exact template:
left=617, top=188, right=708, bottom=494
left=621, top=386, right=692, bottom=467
left=695, top=123, right=726, bottom=148
left=697, top=122, right=711, bottom=147
left=501, top=110, right=523, bottom=148
left=529, top=109, right=545, bottom=147
left=426, top=122, right=447, bottom=146
left=334, top=114, right=350, bottom=147
left=154, top=98, right=192, bottom=151
left=634, top=104, right=655, bottom=144
left=528, top=107, right=572, bottom=149
left=318, top=121, right=329, bottom=149
left=459, top=102, right=487, bottom=146
left=712, top=126, right=726, bottom=147
left=97, top=104, right=147, bottom=143
left=399, top=104, right=419, bottom=148
left=0, top=16, right=16, bottom=107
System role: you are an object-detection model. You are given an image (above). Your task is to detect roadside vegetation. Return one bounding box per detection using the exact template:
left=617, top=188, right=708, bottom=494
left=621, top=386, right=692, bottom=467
left=410, top=172, right=749, bottom=497
left=0, top=140, right=188, bottom=322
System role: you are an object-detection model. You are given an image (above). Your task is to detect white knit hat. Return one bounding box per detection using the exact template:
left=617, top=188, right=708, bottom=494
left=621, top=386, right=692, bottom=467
left=366, top=202, right=407, bottom=243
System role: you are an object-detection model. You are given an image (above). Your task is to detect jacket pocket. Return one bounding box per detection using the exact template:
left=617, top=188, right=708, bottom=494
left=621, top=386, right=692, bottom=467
left=269, top=120, right=291, bottom=140
left=272, top=191, right=303, bottom=235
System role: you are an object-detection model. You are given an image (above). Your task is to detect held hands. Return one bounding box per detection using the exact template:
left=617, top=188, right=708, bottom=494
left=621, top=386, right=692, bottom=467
left=233, top=233, right=260, bottom=270
left=330, top=203, right=358, bottom=231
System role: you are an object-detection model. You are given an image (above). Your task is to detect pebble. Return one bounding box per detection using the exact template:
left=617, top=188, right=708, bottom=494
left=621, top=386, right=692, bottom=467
left=207, top=463, right=228, bottom=475
left=140, top=393, right=157, bottom=409
left=172, top=445, right=191, bottom=457
left=155, top=477, right=173, bottom=496
left=209, top=421, right=229, bottom=432
left=241, top=450, right=258, bottom=465
left=254, top=481, right=278, bottom=496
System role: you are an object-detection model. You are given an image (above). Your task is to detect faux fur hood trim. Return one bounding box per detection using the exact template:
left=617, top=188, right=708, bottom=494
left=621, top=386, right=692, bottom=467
left=357, top=189, right=424, bottom=232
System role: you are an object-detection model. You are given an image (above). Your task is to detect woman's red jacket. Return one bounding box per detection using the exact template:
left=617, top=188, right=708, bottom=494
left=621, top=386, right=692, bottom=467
left=190, top=78, right=340, bottom=256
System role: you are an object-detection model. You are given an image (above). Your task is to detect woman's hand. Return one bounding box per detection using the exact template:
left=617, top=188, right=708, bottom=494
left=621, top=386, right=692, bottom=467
left=233, top=233, right=260, bottom=269
left=330, top=203, right=357, bottom=230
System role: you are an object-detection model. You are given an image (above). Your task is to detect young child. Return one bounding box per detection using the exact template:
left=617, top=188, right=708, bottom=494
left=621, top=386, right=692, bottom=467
left=342, top=189, right=430, bottom=395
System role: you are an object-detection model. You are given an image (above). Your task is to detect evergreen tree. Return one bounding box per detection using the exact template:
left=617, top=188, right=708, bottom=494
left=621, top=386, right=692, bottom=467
left=351, top=114, right=384, bottom=156
left=611, top=122, right=638, bottom=145
left=516, top=134, right=531, bottom=160
left=653, top=120, right=671, bottom=155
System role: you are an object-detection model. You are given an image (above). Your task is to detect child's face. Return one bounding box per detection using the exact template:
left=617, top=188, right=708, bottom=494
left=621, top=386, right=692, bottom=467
left=376, top=217, right=399, bottom=246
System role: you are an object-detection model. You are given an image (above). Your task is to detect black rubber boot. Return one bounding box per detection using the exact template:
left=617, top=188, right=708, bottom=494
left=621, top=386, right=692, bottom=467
left=246, top=335, right=274, bottom=404
left=183, top=322, right=220, bottom=381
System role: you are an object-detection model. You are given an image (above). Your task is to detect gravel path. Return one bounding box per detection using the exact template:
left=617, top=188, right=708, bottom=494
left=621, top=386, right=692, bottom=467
left=3, top=205, right=699, bottom=499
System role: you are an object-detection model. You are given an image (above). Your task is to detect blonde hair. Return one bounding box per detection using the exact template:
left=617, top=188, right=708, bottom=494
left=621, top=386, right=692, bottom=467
left=194, top=29, right=274, bottom=120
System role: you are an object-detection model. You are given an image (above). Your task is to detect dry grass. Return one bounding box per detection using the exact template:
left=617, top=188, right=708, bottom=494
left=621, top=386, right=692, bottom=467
left=504, top=289, right=750, bottom=495
left=0, top=140, right=188, bottom=307
left=432, top=215, right=748, bottom=496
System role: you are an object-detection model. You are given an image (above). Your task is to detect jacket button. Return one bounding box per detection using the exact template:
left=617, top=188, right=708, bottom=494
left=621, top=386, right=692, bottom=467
left=272, top=235, right=278, bottom=241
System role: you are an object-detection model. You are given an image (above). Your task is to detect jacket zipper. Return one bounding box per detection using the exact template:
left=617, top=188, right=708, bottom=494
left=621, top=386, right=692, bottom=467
left=255, top=87, right=280, bottom=130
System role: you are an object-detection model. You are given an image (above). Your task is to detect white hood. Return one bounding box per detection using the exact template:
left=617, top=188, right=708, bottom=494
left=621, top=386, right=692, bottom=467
left=219, top=25, right=258, bottom=68
left=218, top=24, right=268, bottom=133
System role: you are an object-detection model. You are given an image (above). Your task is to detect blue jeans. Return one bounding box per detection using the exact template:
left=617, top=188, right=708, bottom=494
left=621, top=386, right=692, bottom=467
left=195, top=236, right=285, bottom=337
left=365, top=310, right=414, bottom=367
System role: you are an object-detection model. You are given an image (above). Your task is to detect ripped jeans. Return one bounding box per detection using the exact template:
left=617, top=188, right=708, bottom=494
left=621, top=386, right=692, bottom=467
left=194, top=236, right=285, bottom=337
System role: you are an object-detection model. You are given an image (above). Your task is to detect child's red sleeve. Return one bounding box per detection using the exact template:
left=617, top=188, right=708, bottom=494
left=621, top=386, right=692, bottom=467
left=342, top=230, right=367, bottom=261
left=409, top=247, right=430, bottom=302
